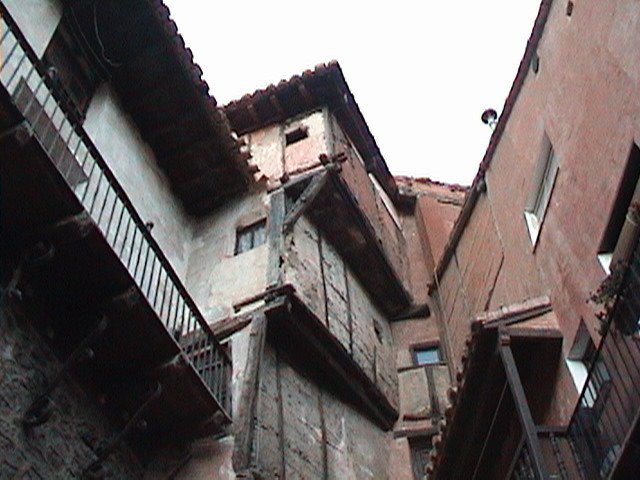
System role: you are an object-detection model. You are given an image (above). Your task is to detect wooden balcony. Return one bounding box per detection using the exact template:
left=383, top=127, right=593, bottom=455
left=0, top=6, right=231, bottom=455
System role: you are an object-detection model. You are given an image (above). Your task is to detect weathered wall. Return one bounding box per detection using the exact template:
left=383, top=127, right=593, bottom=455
left=4, top=0, right=62, bottom=57
left=0, top=301, right=142, bottom=479
left=84, top=84, right=194, bottom=280
left=186, top=191, right=270, bottom=322
left=435, top=0, right=640, bottom=423
left=284, top=215, right=398, bottom=407
left=253, top=342, right=393, bottom=479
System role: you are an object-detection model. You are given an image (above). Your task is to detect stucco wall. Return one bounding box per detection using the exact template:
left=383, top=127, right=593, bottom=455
left=84, top=84, right=194, bottom=280
left=186, top=192, right=270, bottom=322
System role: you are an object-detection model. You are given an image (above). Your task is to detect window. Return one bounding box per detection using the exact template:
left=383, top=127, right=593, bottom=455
left=413, top=345, right=442, bottom=366
left=566, top=322, right=611, bottom=407
left=524, top=135, right=559, bottom=244
left=234, top=220, right=266, bottom=255
left=597, top=143, right=640, bottom=273
left=285, top=125, right=309, bottom=146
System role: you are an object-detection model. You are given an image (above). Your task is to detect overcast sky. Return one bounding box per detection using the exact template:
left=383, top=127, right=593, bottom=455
left=165, top=1, right=541, bottom=186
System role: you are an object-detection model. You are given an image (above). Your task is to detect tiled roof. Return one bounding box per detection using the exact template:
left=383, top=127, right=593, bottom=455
left=223, top=61, right=399, bottom=200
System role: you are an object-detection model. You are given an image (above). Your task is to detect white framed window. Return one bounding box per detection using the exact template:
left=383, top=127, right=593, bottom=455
left=524, top=135, right=559, bottom=245
left=566, top=322, right=610, bottom=408
left=597, top=143, right=640, bottom=273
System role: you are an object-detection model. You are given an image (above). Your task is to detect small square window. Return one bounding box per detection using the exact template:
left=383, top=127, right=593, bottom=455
left=413, top=345, right=441, bottom=366
left=524, top=135, right=559, bottom=245
left=285, top=125, right=309, bottom=146
left=235, top=219, right=266, bottom=255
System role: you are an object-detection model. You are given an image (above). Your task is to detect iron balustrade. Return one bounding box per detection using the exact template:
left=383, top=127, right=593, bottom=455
left=0, top=6, right=231, bottom=418
left=564, top=243, right=640, bottom=479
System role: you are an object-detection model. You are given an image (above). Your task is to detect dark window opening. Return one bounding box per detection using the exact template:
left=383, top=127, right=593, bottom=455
left=285, top=125, right=309, bottom=146
left=374, top=320, right=384, bottom=344
left=235, top=219, right=267, bottom=255
left=413, top=345, right=441, bottom=366
left=410, top=436, right=433, bottom=480
left=43, top=15, right=102, bottom=121
left=599, top=143, right=640, bottom=262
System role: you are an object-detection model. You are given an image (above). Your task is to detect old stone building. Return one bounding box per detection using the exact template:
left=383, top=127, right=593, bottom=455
left=0, top=1, right=456, bottom=478
left=3, top=0, right=640, bottom=479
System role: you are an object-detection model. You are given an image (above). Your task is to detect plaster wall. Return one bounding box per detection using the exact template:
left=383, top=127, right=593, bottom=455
left=186, top=191, right=270, bottom=322
left=4, top=0, right=62, bottom=58
left=84, top=84, right=193, bottom=280
left=435, top=0, right=640, bottom=423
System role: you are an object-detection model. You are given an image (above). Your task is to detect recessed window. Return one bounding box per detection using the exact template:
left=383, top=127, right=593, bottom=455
left=285, top=125, right=309, bottom=146
left=524, top=134, right=559, bottom=245
left=597, top=143, right=640, bottom=273
left=234, top=219, right=266, bottom=255
left=413, top=345, right=441, bottom=366
left=566, top=322, right=611, bottom=408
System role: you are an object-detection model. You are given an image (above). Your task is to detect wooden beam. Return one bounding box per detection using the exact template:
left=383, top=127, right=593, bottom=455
left=267, top=190, right=286, bottom=288
left=498, top=332, right=547, bottom=479
left=282, top=172, right=328, bottom=233
left=232, top=313, right=268, bottom=471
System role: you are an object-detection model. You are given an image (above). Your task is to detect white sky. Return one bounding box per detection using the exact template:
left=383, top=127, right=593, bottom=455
left=165, top=1, right=541, bottom=186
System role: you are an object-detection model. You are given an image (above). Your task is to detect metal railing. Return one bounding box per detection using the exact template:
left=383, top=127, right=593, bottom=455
left=564, top=243, right=640, bottom=479
left=0, top=6, right=231, bottom=417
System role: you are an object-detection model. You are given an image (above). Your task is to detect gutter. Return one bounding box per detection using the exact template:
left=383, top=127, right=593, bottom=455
left=432, top=0, right=554, bottom=287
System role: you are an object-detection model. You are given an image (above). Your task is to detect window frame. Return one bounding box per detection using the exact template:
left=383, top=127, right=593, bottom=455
left=234, top=219, right=267, bottom=255
left=411, top=343, right=443, bottom=367
left=524, top=134, right=560, bottom=246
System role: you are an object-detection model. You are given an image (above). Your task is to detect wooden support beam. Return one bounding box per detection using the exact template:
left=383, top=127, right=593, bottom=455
left=498, top=332, right=548, bottom=479
left=232, top=313, right=268, bottom=472
left=267, top=190, right=286, bottom=288
left=282, top=172, right=328, bottom=233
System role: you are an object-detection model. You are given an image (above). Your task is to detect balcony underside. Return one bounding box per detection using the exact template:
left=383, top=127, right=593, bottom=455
left=264, top=291, right=398, bottom=431
left=0, top=96, right=228, bottom=445
left=434, top=328, right=563, bottom=479
left=287, top=170, right=411, bottom=317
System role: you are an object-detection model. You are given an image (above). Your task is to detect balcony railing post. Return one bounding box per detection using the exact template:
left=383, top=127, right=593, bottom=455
left=499, top=330, right=548, bottom=479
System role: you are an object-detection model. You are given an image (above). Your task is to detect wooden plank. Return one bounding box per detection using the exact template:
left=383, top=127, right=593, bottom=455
left=267, top=190, right=286, bottom=288
left=232, top=313, right=268, bottom=472
left=282, top=172, right=328, bottom=233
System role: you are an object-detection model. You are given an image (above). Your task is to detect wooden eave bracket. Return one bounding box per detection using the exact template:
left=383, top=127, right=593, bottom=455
left=282, top=171, right=329, bottom=233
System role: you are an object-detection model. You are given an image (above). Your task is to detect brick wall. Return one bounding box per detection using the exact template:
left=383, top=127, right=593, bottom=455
left=0, top=300, right=142, bottom=479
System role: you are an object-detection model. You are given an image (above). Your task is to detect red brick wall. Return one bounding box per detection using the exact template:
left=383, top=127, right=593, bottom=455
left=434, top=0, right=640, bottom=422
